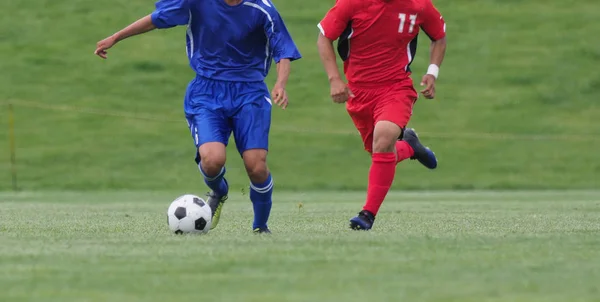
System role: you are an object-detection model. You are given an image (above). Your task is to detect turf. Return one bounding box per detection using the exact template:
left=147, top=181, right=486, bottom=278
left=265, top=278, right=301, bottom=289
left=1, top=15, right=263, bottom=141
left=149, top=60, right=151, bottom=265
left=1, top=0, right=599, bottom=191
left=1, top=191, right=599, bottom=302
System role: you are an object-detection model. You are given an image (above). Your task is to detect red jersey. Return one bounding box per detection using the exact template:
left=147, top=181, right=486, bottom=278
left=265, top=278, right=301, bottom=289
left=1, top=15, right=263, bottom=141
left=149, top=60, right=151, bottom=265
left=318, top=0, right=446, bottom=87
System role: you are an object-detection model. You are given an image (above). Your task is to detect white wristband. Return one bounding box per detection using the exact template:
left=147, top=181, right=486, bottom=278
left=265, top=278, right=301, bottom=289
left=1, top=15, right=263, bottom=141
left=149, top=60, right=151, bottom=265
left=426, top=64, right=440, bottom=79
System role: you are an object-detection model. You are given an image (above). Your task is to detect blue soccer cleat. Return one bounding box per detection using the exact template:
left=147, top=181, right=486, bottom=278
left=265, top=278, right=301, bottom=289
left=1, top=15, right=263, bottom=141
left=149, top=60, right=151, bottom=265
left=403, top=128, right=438, bottom=169
left=349, top=210, right=375, bottom=231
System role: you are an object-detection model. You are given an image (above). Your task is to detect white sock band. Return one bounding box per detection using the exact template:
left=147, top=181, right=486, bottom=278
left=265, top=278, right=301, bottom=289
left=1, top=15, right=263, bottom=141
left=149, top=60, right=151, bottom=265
left=199, top=164, right=225, bottom=181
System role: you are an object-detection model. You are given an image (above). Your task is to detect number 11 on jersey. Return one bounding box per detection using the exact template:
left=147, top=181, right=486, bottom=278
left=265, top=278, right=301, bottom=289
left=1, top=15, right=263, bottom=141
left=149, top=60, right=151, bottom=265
left=398, top=13, right=417, bottom=33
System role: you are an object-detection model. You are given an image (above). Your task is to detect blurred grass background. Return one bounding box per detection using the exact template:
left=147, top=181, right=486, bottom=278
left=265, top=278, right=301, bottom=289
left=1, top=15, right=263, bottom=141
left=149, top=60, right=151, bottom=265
left=0, top=0, right=599, bottom=191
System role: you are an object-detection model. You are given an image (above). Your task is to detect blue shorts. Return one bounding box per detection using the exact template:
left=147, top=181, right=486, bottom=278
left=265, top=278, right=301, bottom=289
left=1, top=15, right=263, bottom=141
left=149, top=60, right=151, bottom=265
left=184, top=76, right=272, bottom=163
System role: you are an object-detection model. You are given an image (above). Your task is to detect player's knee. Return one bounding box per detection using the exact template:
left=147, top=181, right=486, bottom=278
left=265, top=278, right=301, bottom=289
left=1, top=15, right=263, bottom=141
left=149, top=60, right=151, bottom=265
left=242, top=150, right=269, bottom=183
left=246, top=164, right=269, bottom=183
left=200, top=156, right=225, bottom=176
left=199, top=145, right=226, bottom=176
left=372, top=138, right=396, bottom=153
left=372, top=121, right=402, bottom=153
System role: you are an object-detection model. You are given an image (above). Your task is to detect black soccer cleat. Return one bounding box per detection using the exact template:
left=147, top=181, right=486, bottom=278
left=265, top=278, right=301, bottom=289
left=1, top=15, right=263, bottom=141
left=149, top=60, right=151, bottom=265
left=403, top=128, right=438, bottom=169
left=206, top=180, right=228, bottom=230
left=253, top=227, right=271, bottom=234
left=349, top=210, right=375, bottom=230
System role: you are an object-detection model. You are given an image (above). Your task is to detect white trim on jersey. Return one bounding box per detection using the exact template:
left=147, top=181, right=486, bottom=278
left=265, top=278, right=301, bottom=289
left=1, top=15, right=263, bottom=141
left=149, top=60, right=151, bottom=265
left=346, top=28, right=354, bottom=59
left=186, top=10, right=194, bottom=59
left=405, top=41, right=412, bottom=71
left=243, top=2, right=274, bottom=73
left=243, top=2, right=274, bottom=32
left=263, top=34, right=270, bottom=71
left=317, top=23, right=325, bottom=35
left=441, top=16, right=447, bottom=33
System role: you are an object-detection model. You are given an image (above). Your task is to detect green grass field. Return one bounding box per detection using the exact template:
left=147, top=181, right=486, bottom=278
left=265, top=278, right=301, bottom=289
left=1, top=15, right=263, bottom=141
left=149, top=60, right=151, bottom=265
left=2, top=191, right=600, bottom=302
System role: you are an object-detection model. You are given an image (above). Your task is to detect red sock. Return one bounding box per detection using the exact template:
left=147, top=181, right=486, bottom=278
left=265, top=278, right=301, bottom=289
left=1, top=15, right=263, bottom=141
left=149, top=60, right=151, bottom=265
left=395, top=140, right=414, bottom=163
left=363, top=152, right=397, bottom=216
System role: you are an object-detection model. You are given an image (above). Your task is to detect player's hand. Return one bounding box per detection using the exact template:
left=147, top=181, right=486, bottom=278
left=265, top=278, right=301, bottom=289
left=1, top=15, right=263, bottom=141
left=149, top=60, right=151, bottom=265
left=420, top=74, right=436, bottom=99
left=271, top=83, right=288, bottom=110
left=330, top=78, right=354, bottom=104
left=95, top=35, right=118, bottom=59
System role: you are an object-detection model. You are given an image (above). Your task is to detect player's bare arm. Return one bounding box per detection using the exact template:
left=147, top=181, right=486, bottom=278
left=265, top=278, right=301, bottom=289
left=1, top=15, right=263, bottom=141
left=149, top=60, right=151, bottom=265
left=272, top=59, right=291, bottom=110
left=95, top=15, right=156, bottom=59
left=317, top=33, right=354, bottom=104
left=420, top=37, right=447, bottom=99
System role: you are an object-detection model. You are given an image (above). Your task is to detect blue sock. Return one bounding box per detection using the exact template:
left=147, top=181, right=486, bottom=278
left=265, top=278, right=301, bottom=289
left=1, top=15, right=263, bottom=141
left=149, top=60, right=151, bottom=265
left=250, top=174, right=273, bottom=229
left=199, top=164, right=228, bottom=197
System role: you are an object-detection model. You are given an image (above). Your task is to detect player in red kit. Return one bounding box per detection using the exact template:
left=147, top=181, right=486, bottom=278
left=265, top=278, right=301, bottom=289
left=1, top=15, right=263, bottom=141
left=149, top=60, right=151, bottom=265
left=317, top=0, right=447, bottom=230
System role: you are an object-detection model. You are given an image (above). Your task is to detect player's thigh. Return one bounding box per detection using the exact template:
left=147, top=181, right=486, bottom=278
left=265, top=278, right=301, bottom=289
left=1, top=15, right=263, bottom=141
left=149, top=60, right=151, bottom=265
left=231, top=84, right=272, bottom=156
left=186, top=111, right=230, bottom=164
left=185, top=78, right=233, bottom=164
left=374, top=86, right=418, bottom=131
left=346, top=88, right=376, bottom=153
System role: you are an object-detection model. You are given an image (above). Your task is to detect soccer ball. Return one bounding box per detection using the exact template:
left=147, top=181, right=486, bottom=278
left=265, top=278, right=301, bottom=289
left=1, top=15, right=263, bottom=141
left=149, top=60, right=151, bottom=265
left=167, top=194, right=212, bottom=234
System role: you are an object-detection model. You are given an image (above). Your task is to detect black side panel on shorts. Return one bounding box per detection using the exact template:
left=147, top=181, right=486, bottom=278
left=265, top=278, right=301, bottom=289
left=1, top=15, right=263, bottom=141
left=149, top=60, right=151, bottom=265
left=398, top=127, right=406, bottom=140
left=337, top=22, right=353, bottom=61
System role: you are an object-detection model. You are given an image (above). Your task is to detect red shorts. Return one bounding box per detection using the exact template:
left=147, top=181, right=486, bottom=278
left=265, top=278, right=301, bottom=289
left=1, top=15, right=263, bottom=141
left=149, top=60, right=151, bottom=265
left=346, top=81, right=418, bottom=153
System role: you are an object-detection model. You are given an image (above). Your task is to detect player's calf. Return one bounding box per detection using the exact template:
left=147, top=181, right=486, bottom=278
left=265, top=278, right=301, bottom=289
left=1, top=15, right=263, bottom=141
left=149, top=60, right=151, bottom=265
left=349, top=121, right=401, bottom=230
left=198, top=142, right=229, bottom=230
left=243, top=149, right=274, bottom=232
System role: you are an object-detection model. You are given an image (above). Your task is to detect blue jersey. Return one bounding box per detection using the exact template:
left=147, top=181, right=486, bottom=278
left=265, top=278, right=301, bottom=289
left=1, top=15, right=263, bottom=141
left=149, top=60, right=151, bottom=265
left=151, top=0, right=302, bottom=82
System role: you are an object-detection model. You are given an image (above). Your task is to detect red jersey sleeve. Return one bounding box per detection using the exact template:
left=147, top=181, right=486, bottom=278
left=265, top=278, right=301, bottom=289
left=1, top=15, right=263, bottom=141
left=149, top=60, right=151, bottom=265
left=318, top=0, right=353, bottom=41
left=420, top=0, right=446, bottom=41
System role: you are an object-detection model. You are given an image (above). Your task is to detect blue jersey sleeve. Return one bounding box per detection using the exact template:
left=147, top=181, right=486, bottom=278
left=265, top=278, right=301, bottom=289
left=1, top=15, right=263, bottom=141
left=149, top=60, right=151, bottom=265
left=264, top=9, right=302, bottom=63
left=151, top=0, right=189, bottom=29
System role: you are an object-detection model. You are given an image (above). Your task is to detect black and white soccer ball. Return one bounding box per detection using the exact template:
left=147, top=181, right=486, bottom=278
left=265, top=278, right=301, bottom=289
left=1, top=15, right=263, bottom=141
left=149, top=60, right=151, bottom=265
left=167, top=194, right=212, bottom=234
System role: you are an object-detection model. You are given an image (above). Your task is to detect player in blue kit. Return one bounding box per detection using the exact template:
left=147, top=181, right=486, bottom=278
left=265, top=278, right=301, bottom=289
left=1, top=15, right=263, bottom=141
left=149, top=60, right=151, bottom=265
left=94, top=0, right=302, bottom=234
